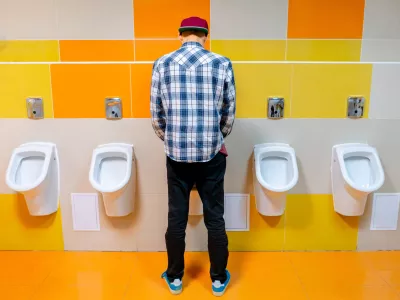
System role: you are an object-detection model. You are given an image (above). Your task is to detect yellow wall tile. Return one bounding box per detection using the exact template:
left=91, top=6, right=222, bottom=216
left=0, top=64, right=53, bottom=118
left=234, top=64, right=292, bottom=118
left=0, top=41, right=59, bottom=62
left=284, top=194, right=359, bottom=251
left=291, top=64, right=372, bottom=118
left=212, top=40, right=286, bottom=61
left=287, top=40, right=362, bottom=61
left=0, top=194, right=64, bottom=250
left=228, top=196, right=284, bottom=251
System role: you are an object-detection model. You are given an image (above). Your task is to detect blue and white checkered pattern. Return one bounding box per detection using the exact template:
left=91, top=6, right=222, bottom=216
left=150, top=42, right=236, bottom=163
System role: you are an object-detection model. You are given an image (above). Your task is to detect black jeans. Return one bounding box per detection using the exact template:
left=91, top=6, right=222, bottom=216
left=165, top=152, right=229, bottom=283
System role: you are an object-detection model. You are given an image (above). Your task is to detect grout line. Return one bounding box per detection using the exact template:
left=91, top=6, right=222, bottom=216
left=360, top=3, right=367, bottom=61
left=285, top=39, right=288, bottom=60
left=284, top=1, right=289, bottom=61
left=289, top=64, right=294, bottom=118
left=48, top=64, right=55, bottom=118
left=129, top=65, right=133, bottom=117
left=57, top=40, right=61, bottom=61
left=133, top=39, right=136, bottom=61
left=134, top=37, right=178, bottom=40
left=2, top=61, right=400, bottom=65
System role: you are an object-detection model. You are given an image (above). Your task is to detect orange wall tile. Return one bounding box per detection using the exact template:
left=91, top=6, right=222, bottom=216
left=135, top=40, right=210, bottom=61
left=131, top=64, right=152, bottom=118
left=287, top=0, right=366, bottom=39
left=51, top=64, right=132, bottom=118
left=134, top=0, right=210, bottom=38
left=59, top=40, right=134, bottom=62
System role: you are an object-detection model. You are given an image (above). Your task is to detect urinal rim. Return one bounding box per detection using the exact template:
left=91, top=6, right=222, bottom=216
left=254, top=145, right=299, bottom=193
left=89, top=144, right=133, bottom=193
left=5, top=143, right=54, bottom=192
left=335, top=144, right=385, bottom=193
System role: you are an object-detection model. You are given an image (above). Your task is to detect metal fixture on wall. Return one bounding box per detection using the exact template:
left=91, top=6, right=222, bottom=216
left=267, top=97, right=284, bottom=119
left=26, top=97, right=44, bottom=119
left=105, top=97, right=122, bottom=120
left=347, top=96, right=365, bottom=118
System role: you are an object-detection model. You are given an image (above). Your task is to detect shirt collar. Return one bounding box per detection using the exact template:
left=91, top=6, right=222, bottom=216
left=181, top=41, right=203, bottom=48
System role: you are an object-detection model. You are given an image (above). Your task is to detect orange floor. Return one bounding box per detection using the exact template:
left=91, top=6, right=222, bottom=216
left=2, top=251, right=400, bottom=299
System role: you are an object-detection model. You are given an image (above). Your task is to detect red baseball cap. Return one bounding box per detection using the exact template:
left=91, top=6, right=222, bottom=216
left=179, top=17, right=209, bottom=35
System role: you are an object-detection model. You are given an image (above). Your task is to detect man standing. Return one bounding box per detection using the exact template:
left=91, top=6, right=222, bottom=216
left=150, top=16, right=236, bottom=297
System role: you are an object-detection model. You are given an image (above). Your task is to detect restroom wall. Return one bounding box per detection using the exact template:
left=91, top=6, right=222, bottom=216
left=1, top=0, right=400, bottom=251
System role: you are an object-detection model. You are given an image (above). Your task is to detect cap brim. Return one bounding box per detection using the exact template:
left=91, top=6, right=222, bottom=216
left=179, top=26, right=208, bottom=34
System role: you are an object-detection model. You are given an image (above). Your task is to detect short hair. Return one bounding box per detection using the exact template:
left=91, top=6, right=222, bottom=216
left=180, top=30, right=207, bottom=38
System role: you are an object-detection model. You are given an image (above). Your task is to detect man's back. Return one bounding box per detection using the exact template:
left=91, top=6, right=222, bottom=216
left=154, top=17, right=234, bottom=296
left=151, top=42, right=236, bottom=163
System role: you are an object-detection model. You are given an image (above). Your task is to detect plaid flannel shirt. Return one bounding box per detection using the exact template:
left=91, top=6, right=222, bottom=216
left=150, top=42, right=236, bottom=163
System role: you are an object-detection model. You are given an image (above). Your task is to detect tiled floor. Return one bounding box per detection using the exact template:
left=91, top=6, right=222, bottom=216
left=2, top=251, right=400, bottom=299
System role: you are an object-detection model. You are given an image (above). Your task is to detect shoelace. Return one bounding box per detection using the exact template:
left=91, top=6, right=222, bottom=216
left=212, top=281, right=224, bottom=288
left=171, top=279, right=182, bottom=287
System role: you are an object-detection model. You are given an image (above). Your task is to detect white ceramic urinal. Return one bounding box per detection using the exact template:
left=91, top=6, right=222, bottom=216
left=89, top=143, right=136, bottom=217
left=332, top=143, right=384, bottom=216
left=253, top=143, right=299, bottom=216
left=6, top=142, right=60, bottom=216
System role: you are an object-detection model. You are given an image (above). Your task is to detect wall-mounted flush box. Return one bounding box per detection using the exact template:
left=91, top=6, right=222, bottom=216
left=26, top=97, right=44, bottom=119
left=267, top=97, right=284, bottom=119
left=105, top=97, right=122, bottom=120
left=347, top=96, right=365, bottom=118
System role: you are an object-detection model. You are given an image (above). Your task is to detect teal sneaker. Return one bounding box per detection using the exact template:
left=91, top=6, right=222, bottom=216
left=212, top=270, right=230, bottom=297
left=161, top=272, right=182, bottom=295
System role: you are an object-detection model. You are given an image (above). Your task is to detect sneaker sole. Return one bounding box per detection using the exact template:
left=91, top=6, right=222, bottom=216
left=212, top=279, right=230, bottom=297
left=163, top=277, right=182, bottom=295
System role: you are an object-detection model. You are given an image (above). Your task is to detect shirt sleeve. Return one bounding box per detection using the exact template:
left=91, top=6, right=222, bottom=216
left=150, top=61, right=166, bottom=141
left=220, top=61, right=236, bottom=138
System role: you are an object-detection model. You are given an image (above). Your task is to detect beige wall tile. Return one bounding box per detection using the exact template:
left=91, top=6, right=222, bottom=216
left=1, top=0, right=58, bottom=39
left=361, top=40, right=400, bottom=62
left=1, top=119, right=400, bottom=251
left=370, top=64, right=400, bottom=119
left=357, top=197, right=400, bottom=250
left=363, top=0, right=400, bottom=39
left=56, top=0, right=134, bottom=39
left=210, top=0, right=288, bottom=39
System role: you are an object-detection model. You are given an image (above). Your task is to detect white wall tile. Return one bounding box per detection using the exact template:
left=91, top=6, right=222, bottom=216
left=363, top=0, right=400, bottom=39
left=358, top=195, right=400, bottom=250
left=1, top=0, right=58, bottom=39
left=369, top=64, right=400, bottom=119
left=56, top=0, right=134, bottom=39
left=361, top=40, right=400, bottom=62
left=210, top=0, right=288, bottom=39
